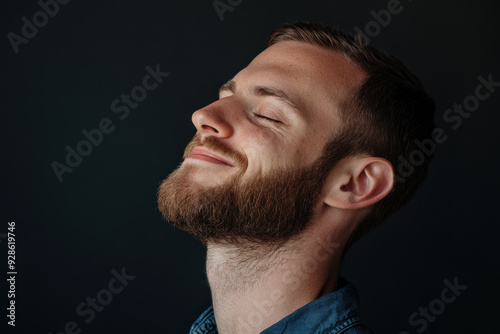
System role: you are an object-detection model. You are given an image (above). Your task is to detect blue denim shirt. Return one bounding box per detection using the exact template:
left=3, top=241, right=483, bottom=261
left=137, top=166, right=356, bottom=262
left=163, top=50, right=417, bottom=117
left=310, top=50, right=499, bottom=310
left=189, top=280, right=373, bottom=334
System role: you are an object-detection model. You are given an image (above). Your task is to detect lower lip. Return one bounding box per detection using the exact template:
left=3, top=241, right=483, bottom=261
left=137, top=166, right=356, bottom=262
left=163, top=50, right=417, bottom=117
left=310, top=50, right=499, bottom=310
left=187, top=154, right=231, bottom=166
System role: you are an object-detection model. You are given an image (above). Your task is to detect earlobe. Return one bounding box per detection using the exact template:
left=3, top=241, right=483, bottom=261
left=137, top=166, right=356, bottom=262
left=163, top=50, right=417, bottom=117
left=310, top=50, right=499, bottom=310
left=323, top=157, right=394, bottom=210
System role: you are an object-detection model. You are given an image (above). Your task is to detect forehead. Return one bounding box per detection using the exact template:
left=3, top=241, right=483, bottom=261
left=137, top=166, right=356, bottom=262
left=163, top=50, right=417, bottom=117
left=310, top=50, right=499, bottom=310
left=233, top=41, right=366, bottom=122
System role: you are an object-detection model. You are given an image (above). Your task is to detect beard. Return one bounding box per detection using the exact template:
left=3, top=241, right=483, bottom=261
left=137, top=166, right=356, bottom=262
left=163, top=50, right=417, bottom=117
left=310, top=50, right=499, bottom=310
left=157, top=135, right=334, bottom=245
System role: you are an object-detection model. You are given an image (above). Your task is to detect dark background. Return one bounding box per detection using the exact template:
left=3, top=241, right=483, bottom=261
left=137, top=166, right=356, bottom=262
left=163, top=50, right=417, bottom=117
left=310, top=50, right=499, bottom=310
left=1, top=0, right=499, bottom=333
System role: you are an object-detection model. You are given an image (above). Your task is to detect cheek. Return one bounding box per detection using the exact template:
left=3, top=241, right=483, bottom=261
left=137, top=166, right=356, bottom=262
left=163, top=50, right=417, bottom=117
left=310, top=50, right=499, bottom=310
left=239, top=122, right=328, bottom=174
left=244, top=133, right=309, bottom=173
left=242, top=131, right=286, bottom=172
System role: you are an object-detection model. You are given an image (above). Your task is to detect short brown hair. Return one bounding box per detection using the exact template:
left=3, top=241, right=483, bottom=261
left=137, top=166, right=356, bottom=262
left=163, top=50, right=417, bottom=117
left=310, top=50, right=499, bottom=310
left=268, top=22, right=435, bottom=250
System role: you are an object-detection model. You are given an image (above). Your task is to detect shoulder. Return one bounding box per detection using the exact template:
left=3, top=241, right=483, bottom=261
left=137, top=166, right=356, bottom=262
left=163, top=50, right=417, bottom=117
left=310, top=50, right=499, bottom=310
left=340, top=324, right=374, bottom=334
left=324, top=321, right=374, bottom=334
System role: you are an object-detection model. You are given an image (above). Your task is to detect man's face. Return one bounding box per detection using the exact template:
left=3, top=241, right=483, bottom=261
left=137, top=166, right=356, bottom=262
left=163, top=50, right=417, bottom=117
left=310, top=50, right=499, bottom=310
left=158, top=41, right=365, bottom=244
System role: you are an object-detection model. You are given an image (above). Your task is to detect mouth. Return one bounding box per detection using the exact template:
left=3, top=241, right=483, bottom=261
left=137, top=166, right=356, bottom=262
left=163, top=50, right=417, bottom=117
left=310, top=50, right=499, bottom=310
left=186, top=146, right=235, bottom=167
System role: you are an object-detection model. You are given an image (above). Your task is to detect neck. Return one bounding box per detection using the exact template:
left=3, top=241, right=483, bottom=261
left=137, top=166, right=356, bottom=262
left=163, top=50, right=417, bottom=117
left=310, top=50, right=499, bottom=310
left=206, top=232, right=342, bottom=334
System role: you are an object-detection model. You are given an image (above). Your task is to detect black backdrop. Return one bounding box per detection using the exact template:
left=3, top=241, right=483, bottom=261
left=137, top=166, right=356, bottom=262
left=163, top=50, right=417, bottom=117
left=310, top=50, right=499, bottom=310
left=2, top=0, right=499, bottom=333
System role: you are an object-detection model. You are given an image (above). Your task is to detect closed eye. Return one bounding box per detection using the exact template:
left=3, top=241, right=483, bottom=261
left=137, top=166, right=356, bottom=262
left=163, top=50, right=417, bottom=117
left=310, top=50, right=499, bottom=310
left=254, top=113, right=282, bottom=124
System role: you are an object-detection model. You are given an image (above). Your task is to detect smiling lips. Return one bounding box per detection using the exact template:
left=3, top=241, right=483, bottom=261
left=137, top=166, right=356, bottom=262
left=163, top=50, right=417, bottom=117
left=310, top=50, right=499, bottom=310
left=187, top=146, right=234, bottom=167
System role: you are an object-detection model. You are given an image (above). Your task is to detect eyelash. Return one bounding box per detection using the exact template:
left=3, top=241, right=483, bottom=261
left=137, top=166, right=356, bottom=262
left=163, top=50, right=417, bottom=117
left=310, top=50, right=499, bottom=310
left=254, top=113, right=282, bottom=124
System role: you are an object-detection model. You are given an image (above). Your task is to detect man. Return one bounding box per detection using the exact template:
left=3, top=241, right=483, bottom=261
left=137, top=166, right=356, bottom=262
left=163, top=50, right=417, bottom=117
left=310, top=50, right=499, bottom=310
left=158, top=22, right=435, bottom=334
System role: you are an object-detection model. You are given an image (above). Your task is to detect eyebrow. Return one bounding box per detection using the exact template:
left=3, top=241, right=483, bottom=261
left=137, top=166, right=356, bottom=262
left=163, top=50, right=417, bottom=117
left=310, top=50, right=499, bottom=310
left=219, top=79, right=302, bottom=116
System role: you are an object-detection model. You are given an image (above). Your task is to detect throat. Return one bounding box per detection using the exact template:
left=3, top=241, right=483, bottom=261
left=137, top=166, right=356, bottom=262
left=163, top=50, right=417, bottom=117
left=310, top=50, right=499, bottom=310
left=205, top=239, right=338, bottom=334
left=206, top=241, right=288, bottom=293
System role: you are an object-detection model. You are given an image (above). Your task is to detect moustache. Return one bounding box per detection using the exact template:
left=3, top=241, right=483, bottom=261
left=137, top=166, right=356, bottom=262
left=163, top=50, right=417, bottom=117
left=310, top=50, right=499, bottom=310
left=183, top=134, right=248, bottom=168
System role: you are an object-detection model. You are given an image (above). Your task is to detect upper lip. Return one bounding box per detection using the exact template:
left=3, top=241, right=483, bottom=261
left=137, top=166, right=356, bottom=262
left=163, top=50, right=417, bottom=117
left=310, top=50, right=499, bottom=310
left=188, top=146, right=235, bottom=167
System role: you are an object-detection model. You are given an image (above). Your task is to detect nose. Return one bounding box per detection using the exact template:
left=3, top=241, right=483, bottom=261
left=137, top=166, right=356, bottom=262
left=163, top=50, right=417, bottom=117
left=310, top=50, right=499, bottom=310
left=191, top=100, right=235, bottom=139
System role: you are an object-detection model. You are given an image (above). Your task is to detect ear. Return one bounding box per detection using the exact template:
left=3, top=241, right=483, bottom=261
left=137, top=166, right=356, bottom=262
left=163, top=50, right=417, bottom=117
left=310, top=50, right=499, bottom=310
left=322, top=156, right=394, bottom=209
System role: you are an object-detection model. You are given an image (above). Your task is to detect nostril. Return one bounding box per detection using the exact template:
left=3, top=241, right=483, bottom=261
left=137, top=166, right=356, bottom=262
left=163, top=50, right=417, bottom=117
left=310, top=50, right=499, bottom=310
left=202, top=124, right=219, bottom=133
